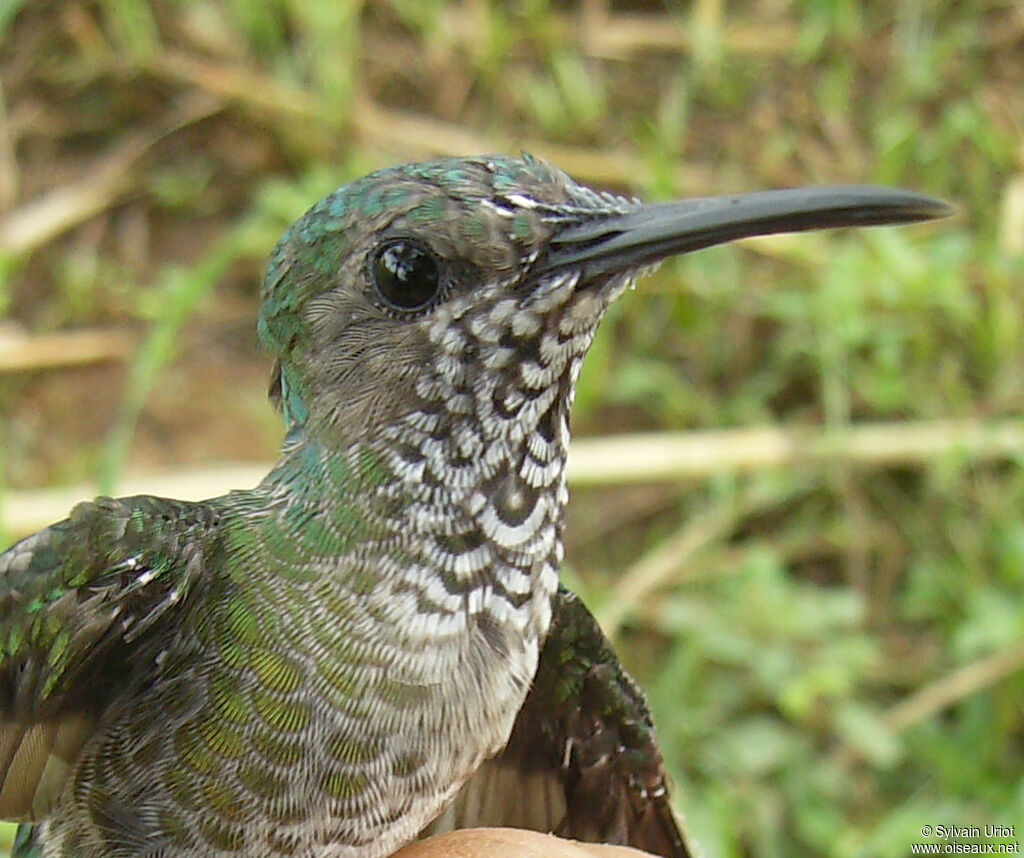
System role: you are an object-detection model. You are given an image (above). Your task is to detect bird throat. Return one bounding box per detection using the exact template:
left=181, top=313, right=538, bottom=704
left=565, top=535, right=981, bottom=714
left=220, top=266, right=607, bottom=850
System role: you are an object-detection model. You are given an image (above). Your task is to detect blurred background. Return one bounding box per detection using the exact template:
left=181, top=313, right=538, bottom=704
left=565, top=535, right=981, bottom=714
left=0, top=1, right=1022, bottom=856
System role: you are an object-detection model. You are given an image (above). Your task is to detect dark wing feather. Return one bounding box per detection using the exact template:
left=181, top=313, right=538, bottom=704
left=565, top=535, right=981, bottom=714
left=0, top=495, right=220, bottom=821
left=422, top=586, right=696, bottom=857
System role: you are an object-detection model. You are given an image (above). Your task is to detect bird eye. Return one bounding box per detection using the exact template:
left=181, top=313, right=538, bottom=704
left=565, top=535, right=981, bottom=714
left=371, top=239, right=442, bottom=311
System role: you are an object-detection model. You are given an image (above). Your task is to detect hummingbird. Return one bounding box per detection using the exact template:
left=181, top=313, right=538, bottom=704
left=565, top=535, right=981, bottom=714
left=0, top=155, right=949, bottom=858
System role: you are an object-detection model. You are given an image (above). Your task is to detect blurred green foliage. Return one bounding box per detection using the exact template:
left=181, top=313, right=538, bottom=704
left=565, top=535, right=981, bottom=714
left=1, top=1, right=1022, bottom=856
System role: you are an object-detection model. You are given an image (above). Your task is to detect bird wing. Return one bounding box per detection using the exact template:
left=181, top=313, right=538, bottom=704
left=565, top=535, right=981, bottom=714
left=421, top=586, right=696, bottom=858
left=0, top=495, right=221, bottom=821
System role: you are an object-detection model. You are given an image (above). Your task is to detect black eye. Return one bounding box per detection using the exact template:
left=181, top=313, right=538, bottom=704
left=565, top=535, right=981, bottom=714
left=372, top=239, right=442, bottom=311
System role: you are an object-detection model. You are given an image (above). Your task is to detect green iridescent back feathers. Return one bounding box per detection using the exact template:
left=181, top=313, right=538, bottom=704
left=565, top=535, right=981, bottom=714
left=0, top=497, right=220, bottom=820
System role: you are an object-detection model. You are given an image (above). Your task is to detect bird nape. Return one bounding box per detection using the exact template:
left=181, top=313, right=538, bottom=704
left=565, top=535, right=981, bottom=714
left=0, top=155, right=950, bottom=858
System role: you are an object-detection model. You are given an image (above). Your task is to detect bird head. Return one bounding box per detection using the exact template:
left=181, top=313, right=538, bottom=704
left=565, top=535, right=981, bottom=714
left=259, top=154, right=950, bottom=447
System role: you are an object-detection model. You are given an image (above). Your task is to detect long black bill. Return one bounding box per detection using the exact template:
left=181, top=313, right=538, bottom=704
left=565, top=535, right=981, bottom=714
left=536, top=185, right=953, bottom=278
